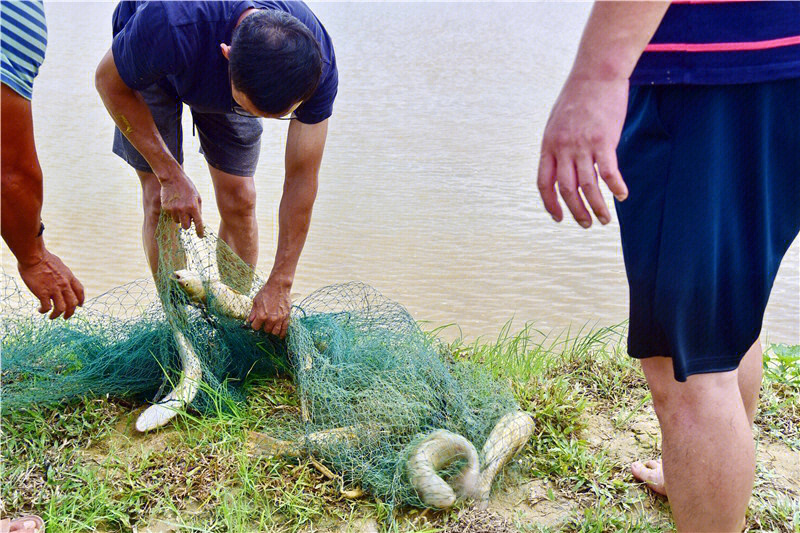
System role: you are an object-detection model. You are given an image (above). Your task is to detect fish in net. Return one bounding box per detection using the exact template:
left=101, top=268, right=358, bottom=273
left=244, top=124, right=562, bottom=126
left=1, top=217, right=534, bottom=510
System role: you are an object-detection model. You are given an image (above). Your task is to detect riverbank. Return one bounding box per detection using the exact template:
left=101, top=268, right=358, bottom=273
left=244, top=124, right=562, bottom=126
left=2, top=324, right=798, bottom=532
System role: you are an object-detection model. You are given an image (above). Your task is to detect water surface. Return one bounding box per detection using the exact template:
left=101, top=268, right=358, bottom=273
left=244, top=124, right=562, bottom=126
left=3, top=2, right=797, bottom=344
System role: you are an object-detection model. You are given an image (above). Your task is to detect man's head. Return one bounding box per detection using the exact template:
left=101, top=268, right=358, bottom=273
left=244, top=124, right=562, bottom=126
left=226, top=10, right=322, bottom=118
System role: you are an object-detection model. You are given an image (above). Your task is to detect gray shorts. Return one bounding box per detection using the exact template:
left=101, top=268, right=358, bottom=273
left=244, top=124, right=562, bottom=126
left=112, top=83, right=262, bottom=177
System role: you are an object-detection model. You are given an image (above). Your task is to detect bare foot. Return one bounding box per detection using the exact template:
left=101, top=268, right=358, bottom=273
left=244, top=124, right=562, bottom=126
left=0, top=516, right=44, bottom=533
left=631, top=459, right=667, bottom=496
left=631, top=461, right=747, bottom=530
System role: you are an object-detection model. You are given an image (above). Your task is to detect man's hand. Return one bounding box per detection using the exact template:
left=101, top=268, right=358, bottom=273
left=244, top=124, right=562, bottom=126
left=159, top=170, right=205, bottom=237
left=537, top=75, right=630, bottom=228
left=536, top=1, right=670, bottom=228
left=248, top=278, right=292, bottom=338
left=18, top=250, right=85, bottom=319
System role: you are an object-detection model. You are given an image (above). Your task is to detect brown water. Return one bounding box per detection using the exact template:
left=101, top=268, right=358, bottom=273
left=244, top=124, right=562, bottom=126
left=2, top=2, right=797, bottom=343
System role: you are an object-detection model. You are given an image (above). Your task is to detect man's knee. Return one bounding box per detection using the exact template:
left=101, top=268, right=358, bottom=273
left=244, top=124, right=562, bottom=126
left=143, top=195, right=161, bottom=221
left=642, top=358, right=739, bottom=423
left=137, top=171, right=162, bottom=221
left=217, top=179, right=257, bottom=221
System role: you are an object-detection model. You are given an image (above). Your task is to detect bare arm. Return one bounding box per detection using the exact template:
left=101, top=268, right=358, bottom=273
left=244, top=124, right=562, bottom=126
left=2, top=85, right=45, bottom=267
left=571, top=1, right=670, bottom=82
left=248, top=118, right=328, bottom=337
left=1, top=84, right=84, bottom=318
left=95, top=49, right=203, bottom=235
left=537, top=1, right=670, bottom=227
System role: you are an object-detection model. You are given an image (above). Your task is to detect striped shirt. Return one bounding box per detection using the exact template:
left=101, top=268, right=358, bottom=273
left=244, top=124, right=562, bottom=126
left=631, top=1, right=800, bottom=85
left=1, top=0, right=47, bottom=100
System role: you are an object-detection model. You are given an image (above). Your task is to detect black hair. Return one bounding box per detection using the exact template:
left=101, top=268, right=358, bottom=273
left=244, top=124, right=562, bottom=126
left=230, top=10, right=322, bottom=115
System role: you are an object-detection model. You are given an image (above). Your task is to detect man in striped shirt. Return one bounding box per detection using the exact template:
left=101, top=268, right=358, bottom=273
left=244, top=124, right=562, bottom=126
left=537, top=1, right=799, bottom=531
left=1, top=0, right=84, bottom=325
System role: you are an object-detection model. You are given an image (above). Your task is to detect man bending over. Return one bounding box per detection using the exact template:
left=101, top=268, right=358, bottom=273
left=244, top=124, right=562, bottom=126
left=95, top=1, right=337, bottom=338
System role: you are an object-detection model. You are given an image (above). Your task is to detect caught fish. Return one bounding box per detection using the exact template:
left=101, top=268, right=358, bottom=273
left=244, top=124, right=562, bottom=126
left=171, top=269, right=205, bottom=305
left=174, top=270, right=311, bottom=372
left=473, top=411, right=534, bottom=510
left=247, top=426, right=362, bottom=458
left=135, top=328, right=202, bottom=432
left=173, top=269, right=252, bottom=320
left=171, top=269, right=531, bottom=511
left=406, top=429, right=481, bottom=509
left=135, top=269, right=252, bottom=432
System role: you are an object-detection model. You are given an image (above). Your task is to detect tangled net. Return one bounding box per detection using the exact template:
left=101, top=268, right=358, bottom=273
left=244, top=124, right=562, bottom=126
left=1, top=217, right=531, bottom=510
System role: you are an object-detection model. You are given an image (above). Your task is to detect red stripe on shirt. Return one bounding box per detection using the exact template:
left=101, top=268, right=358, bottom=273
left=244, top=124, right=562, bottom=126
left=670, top=1, right=759, bottom=4
left=645, top=34, right=800, bottom=52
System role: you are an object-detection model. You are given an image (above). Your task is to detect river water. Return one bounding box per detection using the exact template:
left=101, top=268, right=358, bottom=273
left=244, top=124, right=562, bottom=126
left=2, top=2, right=797, bottom=344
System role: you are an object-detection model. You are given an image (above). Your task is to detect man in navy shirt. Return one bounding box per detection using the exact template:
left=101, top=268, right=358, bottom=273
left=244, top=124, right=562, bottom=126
left=537, top=1, right=799, bottom=531
left=95, top=1, right=337, bottom=338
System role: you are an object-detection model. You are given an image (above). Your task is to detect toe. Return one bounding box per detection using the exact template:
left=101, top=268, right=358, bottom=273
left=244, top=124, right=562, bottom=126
left=630, top=461, right=649, bottom=479
left=630, top=459, right=667, bottom=496
left=9, top=516, right=44, bottom=533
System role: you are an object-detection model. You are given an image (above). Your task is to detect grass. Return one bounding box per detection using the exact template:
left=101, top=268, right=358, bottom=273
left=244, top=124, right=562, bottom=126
left=2, top=325, right=799, bottom=532
left=759, top=344, right=800, bottom=449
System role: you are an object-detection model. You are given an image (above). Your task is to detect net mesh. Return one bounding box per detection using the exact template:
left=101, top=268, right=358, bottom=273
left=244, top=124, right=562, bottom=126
left=1, top=217, right=528, bottom=510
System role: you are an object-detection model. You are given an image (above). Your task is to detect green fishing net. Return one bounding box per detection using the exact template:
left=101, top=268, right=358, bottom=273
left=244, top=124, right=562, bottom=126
left=1, top=216, right=525, bottom=509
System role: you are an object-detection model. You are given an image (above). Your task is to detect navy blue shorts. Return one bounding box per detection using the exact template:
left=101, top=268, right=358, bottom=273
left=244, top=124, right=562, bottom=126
left=616, top=78, right=800, bottom=382
left=113, top=83, right=262, bottom=177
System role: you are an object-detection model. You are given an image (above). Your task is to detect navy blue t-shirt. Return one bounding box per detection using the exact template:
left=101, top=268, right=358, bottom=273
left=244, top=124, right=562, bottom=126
left=111, top=1, right=337, bottom=124
left=631, top=1, right=800, bottom=85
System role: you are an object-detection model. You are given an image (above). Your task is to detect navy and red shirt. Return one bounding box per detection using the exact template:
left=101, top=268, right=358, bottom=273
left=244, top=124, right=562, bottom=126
left=111, top=1, right=337, bottom=124
left=631, top=1, right=800, bottom=85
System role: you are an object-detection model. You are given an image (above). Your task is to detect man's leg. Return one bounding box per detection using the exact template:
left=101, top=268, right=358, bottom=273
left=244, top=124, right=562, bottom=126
left=137, top=170, right=184, bottom=285
left=737, top=340, right=763, bottom=426
left=632, top=339, right=763, bottom=497
left=191, top=107, right=261, bottom=291
left=208, top=166, right=258, bottom=291
left=138, top=170, right=162, bottom=275
left=634, top=355, right=755, bottom=532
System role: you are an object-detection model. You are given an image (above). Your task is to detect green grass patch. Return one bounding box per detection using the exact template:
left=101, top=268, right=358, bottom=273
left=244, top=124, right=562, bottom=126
left=2, top=325, right=798, bottom=532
